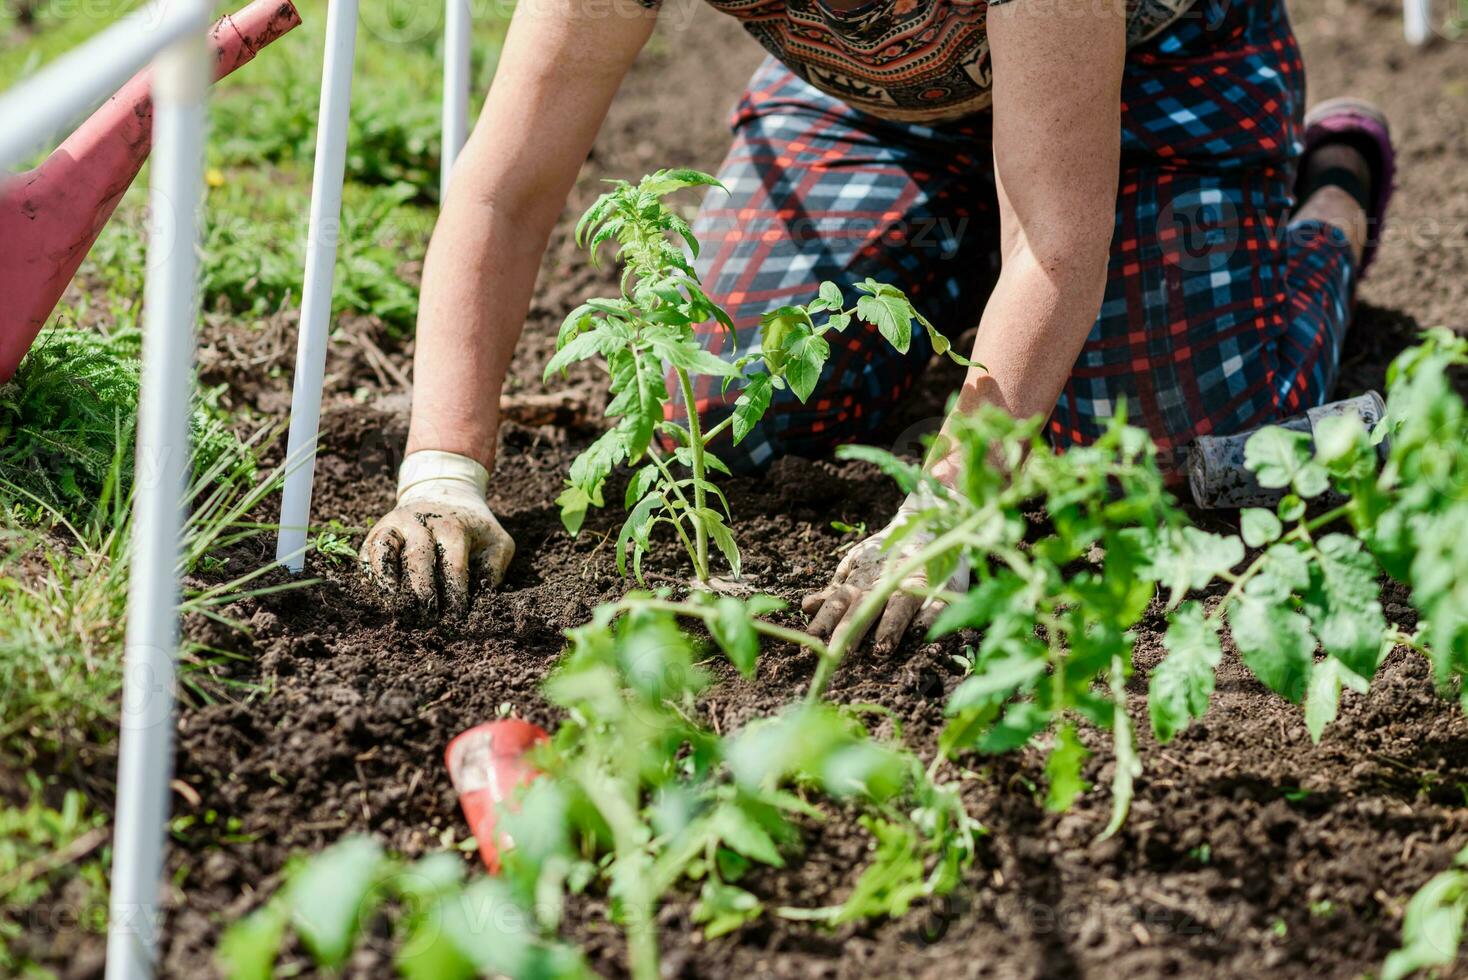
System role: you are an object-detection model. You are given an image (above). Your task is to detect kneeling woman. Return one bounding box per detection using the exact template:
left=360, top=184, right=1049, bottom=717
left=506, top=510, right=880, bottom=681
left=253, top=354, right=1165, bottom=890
left=362, top=0, right=1395, bottom=647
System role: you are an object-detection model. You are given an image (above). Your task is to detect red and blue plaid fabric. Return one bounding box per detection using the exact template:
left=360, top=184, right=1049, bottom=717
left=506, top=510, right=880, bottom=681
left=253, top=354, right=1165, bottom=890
left=666, top=0, right=1356, bottom=478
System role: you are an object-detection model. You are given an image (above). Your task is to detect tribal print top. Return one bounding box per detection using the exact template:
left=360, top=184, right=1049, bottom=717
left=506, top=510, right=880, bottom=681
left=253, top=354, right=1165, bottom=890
left=663, top=0, right=1198, bottom=123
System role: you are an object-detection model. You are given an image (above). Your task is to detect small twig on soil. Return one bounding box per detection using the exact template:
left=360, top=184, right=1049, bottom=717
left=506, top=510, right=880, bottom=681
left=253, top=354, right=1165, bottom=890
left=357, top=332, right=413, bottom=390
left=170, top=778, right=202, bottom=808
left=355, top=762, right=373, bottom=824
left=0, top=827, right=109, bottom=894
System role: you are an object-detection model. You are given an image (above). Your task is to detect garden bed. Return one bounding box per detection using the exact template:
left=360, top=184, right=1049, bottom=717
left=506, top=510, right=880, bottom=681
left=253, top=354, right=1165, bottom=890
left=18, top=0, right=1468, bottom=977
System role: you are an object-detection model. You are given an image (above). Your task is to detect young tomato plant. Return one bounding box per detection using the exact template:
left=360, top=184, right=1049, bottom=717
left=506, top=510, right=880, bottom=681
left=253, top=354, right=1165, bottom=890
left=219, top=595, right=980, bottom=980
left=803, top=331, right=1468, bottom=833
left=546, top=168, right=964, bottom=585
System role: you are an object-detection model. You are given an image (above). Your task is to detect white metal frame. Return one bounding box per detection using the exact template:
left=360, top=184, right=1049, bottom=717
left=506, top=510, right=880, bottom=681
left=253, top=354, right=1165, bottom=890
left=1404, top=0, right=1433, bottom=44
left=1, top=2, right=212, bottom=978
left=275, top=0, right=472, bottom=570
left=0, top=0, right=473, bottom=975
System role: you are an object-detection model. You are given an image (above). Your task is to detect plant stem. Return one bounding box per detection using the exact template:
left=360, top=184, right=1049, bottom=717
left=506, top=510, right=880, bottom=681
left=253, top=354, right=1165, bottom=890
left=675, top=367, right=711, bottom=580
left=616, top=597, right=831, bottom=660
left=703, top=413, right=734, bottom=443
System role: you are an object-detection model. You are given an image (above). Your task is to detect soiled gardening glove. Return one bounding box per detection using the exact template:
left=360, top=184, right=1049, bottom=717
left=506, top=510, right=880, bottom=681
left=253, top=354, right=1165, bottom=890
left=802, top=482, right=971, bottom=655
left=361, top=450, right=515, bottom=619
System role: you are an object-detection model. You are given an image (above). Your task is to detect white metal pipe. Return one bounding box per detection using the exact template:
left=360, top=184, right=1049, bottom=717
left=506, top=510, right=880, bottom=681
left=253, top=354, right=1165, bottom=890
left=276, top=0, right=361, bottom=572
left=441, top=0, right=472, bottom=197
left=1404, top=0, right=1432, bottom=44
left=0, top=0, right=205, bottom=170
left=103, top=11, right=211, bottom=980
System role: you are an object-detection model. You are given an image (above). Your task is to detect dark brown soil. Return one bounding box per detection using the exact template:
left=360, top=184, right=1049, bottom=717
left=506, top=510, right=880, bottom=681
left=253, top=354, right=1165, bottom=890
left=27, top=1, right=1468, bottom=977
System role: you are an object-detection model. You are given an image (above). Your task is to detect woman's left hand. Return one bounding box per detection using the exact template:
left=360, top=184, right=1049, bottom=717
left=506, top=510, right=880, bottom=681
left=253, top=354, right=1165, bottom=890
left=802, top=485, right=970, bottom=654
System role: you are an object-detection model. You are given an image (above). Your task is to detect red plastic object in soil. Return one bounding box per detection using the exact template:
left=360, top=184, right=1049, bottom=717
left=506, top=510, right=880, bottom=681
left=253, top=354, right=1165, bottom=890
left=445, top=719, right=550, bottom=874
left=0, top=0, right=303, bottom=383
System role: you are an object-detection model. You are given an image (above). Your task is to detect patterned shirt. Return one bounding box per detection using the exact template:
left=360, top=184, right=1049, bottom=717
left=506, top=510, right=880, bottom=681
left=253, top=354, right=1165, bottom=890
left=659, top=0, right=1198, bottom=123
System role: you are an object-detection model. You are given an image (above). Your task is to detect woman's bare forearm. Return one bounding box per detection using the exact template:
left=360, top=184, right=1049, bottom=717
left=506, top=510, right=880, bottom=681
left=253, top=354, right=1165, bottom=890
left=402, top=0, right=656, bottom=474
left=405, top=190, right=557, bottom=471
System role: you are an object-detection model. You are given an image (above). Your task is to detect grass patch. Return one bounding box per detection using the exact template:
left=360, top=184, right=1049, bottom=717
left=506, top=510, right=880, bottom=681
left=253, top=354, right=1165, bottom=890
left=0, top=774, right=109, bottom=976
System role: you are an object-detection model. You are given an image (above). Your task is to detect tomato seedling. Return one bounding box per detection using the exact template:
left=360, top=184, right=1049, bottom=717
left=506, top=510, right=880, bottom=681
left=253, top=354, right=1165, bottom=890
left=547, top=168, right=967, bottom=585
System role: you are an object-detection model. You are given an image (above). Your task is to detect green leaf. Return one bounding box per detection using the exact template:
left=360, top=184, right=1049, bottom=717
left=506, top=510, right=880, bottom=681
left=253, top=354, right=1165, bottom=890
left=938, top=703, right=1001, bottom=758
left=824, top=817, right=926, bottom=922
left=217, top=901, right=286, bottom=980
left=732, top=373, right=774, bottom=445
left=545, top=323, right=614, bottom=380
left=979, top=701, right=1049, bottom=753
left=624, top=463, right=660, bottom=509
left=1229, top=596, right=1314, bottom=703
left=1149, top=601, right=1223, bottom=743
left=647, top=330, right=740, bottom=378
left=818, top=280, right=844, bottom=309
left=1244, top=426, right=1329, bottom=498
left=616, top=491, right=664, bottom=579
left=1240, top=508, right=1283, bottom=548
left=702, top=509, right=741, bottom=578
left=945, top=651, right=1046, bottom=713
left=557, top=484, right=594, bottom=536
left=784, top=333, right=829, bottom=403
left=855, top=292, right=914, bottom=354
left=396, top=905, right=477, bottom=980
left=713, top=804, right=785, bottom=867
left=710, top=596, right=760, bottom=677
left=1382, top=848, right=1468, bottom=980
left=286, top=836, right=386, bottom=969
left=693, top=880, right=763, bottom=939
left=1301, top=533, right=1387, bottom=679
left=1044, top=723, right=1090, bottom=812
left=1145, top=526, right=1246, bottom=608
left=640, top=167, right=725, bottom=198
left=1305, top=657, right=1354, bottom=743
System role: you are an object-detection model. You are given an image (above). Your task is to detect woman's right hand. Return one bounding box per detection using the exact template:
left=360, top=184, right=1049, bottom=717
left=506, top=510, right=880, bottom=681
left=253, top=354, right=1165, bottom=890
left=361, top=451, right=515, bottom=619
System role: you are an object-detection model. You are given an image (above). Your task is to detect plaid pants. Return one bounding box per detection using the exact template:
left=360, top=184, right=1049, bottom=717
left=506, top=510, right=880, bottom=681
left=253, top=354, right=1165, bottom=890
left=665, top=0, right=1355, bottom=478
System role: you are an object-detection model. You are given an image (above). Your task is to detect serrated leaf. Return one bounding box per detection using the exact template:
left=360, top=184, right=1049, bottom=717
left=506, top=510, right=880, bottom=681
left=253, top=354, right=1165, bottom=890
left=1244, top=426, right=1330, bottom=497
left=1149, top=602, right=1222, bottom=743
left=1302, top=533, right=1387, bottom=678
left=978, top=700, right=1048, bottom=753
left=784, top=333, right=829, bottom=403
left=640, top=167, right=725, bottom=198
left=856, top=292, right=914, bottom=353
left=625, top=464, right=660, bottom=509
left=702, top=510, right=741, bottom=577
left=647, top=330, right=740, bottom=377
left=1146, top=526, right=1246, bottom=608
left=833, top=444, right=922, bottom=493
left=544, top=326, right=610, bottom=380
left=1045, top=723, right=1090, bottom=812
left=818, top=280, right=844, bottom=309
left=616, top=492, right=664, bottom=578
left=732, top=373, right=774, bottom=445
left=1229, top=596, right=1314, bottom=702
left=946, top=651, right=1046, bottom=712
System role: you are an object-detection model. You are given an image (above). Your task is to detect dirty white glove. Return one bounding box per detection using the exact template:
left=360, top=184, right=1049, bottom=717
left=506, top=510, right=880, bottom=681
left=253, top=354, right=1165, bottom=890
left=802, top=482, right=971, bottom=654
left=360, top=450, right=515, bottom=619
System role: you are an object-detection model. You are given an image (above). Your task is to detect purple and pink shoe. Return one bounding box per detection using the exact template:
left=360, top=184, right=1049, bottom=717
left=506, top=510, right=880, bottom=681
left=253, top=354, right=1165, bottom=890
left=1299, top=97, right=1398, bottom=279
